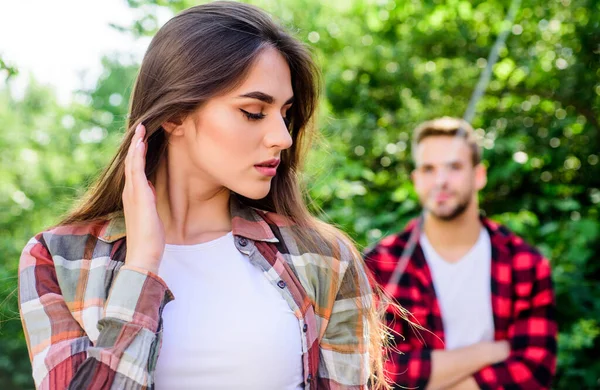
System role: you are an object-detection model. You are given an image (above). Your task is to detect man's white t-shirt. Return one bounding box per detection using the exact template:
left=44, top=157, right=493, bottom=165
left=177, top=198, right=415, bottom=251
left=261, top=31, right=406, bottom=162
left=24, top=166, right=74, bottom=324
left=420, top=228, right=495, bottom=350
left=154, top=232, right=304, bottom=389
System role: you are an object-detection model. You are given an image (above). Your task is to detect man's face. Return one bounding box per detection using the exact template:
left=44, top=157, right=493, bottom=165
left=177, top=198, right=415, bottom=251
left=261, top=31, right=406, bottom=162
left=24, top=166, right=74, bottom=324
left=412, top=136, right=486, bottom=221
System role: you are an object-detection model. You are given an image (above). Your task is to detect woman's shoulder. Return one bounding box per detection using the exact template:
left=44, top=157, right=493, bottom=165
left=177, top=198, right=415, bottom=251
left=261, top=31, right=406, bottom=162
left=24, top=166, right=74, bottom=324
left=22, top=217, right=117, bottom=259
left=260, top=208, right=360, bottom=266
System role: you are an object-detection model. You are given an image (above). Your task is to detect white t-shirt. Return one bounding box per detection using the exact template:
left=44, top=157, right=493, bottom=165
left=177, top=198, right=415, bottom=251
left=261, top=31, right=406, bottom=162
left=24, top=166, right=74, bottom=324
left=420, top=228, right=495, bottom=350
left=154, top=232, right=304, bottom=389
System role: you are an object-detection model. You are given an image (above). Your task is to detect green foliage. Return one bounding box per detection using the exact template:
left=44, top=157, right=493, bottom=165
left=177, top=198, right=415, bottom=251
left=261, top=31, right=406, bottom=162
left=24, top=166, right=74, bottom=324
left=1, top=0, right=598, bottom=388
left=0, top=55, right=18, bottom=80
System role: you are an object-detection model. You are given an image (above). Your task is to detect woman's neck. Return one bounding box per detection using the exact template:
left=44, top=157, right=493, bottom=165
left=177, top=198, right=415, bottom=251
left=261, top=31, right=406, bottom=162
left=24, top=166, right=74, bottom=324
left=153, top=156, right=232, bottom=245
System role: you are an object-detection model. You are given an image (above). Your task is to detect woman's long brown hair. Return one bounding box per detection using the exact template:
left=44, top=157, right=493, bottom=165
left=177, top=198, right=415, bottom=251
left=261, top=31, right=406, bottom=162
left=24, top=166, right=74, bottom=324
left=60, top=2, right=393, bottom=388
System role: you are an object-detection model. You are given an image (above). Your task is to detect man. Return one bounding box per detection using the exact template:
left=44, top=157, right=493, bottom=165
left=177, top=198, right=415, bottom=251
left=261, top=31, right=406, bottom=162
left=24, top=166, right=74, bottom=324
left=365, top=117, right=557, bottom=390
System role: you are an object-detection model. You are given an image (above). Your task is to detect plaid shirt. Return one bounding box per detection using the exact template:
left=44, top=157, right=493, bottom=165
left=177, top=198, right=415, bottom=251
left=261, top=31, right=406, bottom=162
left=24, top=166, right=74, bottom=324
left=19, top=196, right=372, bottom=389
left=365, top=217, right=557, bottom=390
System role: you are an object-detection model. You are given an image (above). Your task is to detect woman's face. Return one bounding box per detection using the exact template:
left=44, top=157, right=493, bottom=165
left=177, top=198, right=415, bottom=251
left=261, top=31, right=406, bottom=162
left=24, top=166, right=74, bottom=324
left=167, top=47, right=294, bottom=199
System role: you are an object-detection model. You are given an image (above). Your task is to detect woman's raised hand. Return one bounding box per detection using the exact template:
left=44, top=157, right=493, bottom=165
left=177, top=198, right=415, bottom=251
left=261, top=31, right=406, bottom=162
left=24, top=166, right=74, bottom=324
left=122, top=123, right=165, bottom=274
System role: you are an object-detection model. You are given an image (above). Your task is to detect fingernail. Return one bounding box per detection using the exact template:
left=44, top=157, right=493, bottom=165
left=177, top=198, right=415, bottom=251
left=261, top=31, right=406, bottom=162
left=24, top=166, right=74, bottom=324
left=135, top=123, right=143, bottom=134
left=136, top=138, right=143, bottom=148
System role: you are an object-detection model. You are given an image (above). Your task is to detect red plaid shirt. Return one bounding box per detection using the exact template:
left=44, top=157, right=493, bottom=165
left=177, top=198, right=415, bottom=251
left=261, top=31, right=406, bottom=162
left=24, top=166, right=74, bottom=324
left=365, top=217, right=557, bottom=390
left=19, top=196, right=373, bottom=389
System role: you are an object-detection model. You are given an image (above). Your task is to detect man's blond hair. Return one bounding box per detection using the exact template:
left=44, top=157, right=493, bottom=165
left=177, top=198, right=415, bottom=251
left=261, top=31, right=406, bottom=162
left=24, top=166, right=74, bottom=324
left=411, top=116, right=482, bottom=166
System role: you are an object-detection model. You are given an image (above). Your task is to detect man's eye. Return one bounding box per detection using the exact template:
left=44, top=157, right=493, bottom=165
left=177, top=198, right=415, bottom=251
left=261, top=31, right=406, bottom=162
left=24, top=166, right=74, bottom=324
left=240, top=109, right=266, bottom=121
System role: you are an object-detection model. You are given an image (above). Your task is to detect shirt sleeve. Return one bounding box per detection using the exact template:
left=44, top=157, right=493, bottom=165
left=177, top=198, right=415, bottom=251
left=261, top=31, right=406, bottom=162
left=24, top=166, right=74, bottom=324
left=387, top=327, right=434, bottom=389
left=364, top=246, right=433, bottom=390
left=316, top=239, right=374, bottom=389
left=473, top=254, right=557, bottom=390
left=19, top=233, right=173, bottom=389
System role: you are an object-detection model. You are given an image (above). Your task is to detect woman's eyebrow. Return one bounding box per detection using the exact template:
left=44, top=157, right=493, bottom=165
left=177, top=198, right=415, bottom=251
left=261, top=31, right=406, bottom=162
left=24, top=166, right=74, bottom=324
left=238, top=91, right=294, bottom=105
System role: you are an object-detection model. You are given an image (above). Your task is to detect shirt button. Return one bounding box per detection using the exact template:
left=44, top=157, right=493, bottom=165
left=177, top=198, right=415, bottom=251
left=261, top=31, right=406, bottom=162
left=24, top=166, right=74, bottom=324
left=238, top=238, right=248, bottom=247
left=277, top=280, right=286, bottom=289
left=303, top=324, right=308, bottom=332
left=306, top=374, right=312, bottom=383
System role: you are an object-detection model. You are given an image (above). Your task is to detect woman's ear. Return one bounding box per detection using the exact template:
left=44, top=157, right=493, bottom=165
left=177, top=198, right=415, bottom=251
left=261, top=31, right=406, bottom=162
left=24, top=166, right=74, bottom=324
left=162, top=116, right=184, bottom=136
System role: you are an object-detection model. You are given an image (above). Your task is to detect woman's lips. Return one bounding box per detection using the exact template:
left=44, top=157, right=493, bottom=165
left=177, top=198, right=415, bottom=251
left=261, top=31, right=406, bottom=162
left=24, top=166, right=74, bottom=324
left=254, top=159, right=280, bottom=177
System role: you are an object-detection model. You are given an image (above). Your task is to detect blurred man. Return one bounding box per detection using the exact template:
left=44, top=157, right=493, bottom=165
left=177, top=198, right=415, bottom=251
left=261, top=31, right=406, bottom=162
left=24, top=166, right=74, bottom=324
left=365, top=117, right=557, bottom=390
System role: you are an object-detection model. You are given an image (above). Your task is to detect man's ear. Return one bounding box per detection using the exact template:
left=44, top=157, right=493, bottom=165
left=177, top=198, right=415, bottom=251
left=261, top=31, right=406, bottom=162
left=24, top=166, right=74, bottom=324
left=475, top=163, right=488, bottom=191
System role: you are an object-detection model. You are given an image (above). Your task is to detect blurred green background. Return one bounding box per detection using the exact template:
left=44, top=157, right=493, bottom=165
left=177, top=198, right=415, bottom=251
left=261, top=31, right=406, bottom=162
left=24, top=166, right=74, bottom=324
left=1, top=0, right=598, bottom=388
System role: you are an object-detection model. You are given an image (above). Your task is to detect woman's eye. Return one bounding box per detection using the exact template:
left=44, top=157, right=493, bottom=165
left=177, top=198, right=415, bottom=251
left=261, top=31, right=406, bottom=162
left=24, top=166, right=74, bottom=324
left=240, top=109, right=266, bottom=121
left=283, top=116, right=291, bottom=127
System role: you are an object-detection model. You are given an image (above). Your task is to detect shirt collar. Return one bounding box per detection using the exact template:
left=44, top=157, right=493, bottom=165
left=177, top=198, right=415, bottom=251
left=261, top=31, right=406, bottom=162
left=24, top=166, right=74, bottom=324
left=402, top=213, right=511, bottom=246
left=480, top=215, right=511, bottom=246
left=98, top=194, right=279, bottom=244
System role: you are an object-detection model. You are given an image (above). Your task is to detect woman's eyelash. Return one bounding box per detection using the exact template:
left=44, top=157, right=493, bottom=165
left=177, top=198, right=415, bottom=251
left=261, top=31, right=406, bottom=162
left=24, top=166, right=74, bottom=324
left=240, top=109, right=265, bottom=121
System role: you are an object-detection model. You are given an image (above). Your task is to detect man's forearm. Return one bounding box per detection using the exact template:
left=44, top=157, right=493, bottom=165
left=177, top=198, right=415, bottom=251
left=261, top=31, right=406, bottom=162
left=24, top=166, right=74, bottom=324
left=426, top=342, right=504, bottom=390
left=445, top=376, right=480, bottom=390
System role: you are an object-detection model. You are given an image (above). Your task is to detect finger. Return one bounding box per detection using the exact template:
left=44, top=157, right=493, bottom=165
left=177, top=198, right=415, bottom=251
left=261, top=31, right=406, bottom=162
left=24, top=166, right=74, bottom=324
left=124, top=124, right=145, bottom=203
left=124, top=128, right=136, bottom=184
left=131, top=136, right=148, bottom=189
left=125, top=123, right=145, bottom=184
left=125, top=124, right=143, bottom=172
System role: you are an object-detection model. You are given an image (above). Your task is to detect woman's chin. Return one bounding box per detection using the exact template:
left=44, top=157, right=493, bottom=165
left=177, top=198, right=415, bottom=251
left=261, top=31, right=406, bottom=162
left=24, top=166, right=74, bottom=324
left=234, top=185, right=272, bottom=201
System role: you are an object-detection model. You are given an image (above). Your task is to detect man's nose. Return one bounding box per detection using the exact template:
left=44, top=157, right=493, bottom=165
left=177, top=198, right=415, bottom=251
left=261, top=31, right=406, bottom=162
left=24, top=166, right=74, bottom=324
left=434, top=168, right=450, bottom=185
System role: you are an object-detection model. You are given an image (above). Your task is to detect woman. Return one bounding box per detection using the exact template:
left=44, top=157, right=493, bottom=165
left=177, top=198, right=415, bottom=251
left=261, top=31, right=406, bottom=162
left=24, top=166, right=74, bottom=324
left=19, top=2, right=389, bottom=389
